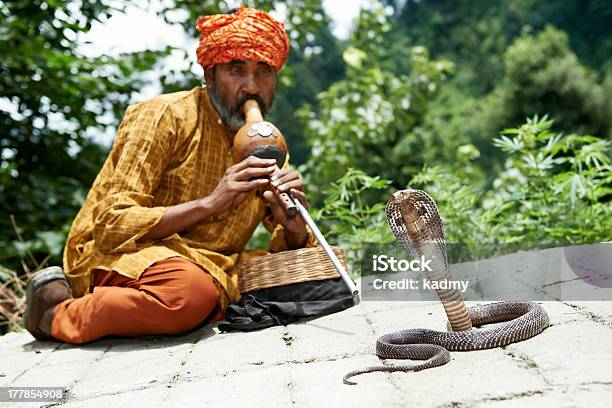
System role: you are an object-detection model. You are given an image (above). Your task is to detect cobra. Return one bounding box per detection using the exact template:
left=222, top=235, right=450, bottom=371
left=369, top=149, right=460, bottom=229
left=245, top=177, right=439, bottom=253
left=343, top=189, right=550, bottom=385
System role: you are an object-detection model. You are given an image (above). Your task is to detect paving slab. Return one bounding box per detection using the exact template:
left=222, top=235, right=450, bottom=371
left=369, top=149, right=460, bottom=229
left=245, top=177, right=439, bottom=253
left=472, top=383, right=612, bottom=408
left=506, top=320, right=612, bottom=387
left=162, top=364, right=292, bottom=408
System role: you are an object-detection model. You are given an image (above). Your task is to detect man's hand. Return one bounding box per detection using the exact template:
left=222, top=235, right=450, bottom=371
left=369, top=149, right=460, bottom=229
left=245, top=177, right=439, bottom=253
left=262, top=166, right=310, bottom=248
left=136, top=156, right=275, bottom=243
left=204, top=156, right=277, bottom=214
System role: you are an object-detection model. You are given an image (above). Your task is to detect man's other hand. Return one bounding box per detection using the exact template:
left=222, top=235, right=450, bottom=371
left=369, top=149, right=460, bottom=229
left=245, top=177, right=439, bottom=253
left=263, top=167, right=309, bottom=248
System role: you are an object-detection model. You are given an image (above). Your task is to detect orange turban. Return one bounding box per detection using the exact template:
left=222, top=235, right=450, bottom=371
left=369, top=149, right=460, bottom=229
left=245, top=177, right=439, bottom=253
left=196, top=6, right=290, bottom=72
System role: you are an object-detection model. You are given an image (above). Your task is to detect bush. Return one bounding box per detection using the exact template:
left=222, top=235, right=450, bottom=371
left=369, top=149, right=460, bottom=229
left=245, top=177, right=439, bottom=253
left=411, top=115, right=611, bottom=260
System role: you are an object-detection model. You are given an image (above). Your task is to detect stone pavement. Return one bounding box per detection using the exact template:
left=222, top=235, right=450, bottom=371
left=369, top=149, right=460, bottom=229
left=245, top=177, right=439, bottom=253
left=0, top=244, right=610, bottom=407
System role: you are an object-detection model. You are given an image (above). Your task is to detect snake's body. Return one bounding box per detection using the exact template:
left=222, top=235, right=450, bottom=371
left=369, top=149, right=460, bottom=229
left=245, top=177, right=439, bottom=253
left=343, top=190, right=550, bottom=384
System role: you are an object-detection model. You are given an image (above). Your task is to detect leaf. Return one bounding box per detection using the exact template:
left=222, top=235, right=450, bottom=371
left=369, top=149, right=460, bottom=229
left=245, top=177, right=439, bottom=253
left=493, top=136, right=525, bottom=153
left=342, top=47, right=368, bottom=69
left=36, top=231, right=65, bottom=256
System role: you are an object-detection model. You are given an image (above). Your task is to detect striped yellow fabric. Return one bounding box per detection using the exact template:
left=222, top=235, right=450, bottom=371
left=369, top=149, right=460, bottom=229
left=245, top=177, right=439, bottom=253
left=63, top=86, right=317, bottom=313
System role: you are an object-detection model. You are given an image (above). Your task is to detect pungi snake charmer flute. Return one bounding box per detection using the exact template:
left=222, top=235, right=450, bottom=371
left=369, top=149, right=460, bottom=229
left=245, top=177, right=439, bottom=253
left=232, top=99, right=359, bottom=298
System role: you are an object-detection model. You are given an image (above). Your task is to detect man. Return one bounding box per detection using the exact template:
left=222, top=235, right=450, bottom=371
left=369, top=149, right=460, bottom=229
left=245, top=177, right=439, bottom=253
left=23, top=6, right=316, bottom=344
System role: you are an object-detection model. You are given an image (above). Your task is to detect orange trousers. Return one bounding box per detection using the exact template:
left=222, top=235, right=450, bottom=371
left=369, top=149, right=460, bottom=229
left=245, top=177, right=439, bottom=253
left=51, top=257, right=223, bottom=344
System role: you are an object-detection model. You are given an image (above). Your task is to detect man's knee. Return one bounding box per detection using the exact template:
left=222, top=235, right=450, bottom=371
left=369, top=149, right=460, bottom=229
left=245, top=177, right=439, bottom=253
left=159, top=259, right=219, bottom=333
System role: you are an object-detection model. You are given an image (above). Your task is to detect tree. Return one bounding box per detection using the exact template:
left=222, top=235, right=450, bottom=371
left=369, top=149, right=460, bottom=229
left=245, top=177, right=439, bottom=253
left=467, top=26, right=612, bottom=171
left=392, top=0, right=612, bottom=94
left=418, top=25, right=612, bottom=185
left=497, top=26, right=611, bottom=137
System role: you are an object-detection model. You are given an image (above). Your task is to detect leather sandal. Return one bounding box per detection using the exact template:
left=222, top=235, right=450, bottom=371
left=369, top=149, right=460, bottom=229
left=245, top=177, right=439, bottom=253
left=22, top=266, right=72, bottom=341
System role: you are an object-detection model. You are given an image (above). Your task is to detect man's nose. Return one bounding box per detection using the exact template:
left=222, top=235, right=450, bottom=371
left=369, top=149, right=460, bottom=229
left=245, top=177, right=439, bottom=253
left=241, top=73, right=260, bottom=96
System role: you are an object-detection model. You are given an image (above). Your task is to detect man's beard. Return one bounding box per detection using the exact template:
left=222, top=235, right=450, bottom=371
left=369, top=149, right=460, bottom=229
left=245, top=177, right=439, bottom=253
left=208, top=83, right=273, bottom=132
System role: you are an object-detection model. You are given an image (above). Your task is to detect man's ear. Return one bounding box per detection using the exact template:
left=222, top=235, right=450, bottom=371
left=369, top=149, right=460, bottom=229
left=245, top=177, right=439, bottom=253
left=204, top=66, right=215, bottom=85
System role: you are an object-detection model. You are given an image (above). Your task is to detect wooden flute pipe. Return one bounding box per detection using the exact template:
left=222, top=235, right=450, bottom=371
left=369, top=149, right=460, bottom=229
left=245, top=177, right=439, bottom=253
left=233, top=99, right=297, bottom=218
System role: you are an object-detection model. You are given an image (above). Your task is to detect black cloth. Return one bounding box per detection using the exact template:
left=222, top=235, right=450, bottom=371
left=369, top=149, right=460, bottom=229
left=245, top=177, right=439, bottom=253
left=218, top=277, right=357, bottom=332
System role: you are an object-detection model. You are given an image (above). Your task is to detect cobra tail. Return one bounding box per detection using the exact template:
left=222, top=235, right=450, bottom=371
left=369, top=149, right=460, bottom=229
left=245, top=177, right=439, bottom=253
left=342, top=363, right=432, bottom=385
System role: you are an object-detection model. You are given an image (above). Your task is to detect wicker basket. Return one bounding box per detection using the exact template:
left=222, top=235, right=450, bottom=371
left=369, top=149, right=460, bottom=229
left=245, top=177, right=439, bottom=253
left=238, top=246, right=347, bottom=293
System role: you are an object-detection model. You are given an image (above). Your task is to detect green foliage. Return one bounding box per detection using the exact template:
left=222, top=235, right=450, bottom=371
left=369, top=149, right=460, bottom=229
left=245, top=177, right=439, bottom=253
left=309, top=168, right=394, bottom=270
left=495, top=26, right=610, bottom=137
left=410, top=166, right=484, bottom=248
left=411, top=116, right=611, bottom=261
left=393, top=0, right=612, bottom=93
left=485, top=115, right=611, bottom=244
left=422, top=26, right=612, bottom=180
left=299, top=5, right=453, bottom=202
left=392, top=2, right=612, bottom=183
left=393, top=0, right=509, bottom=93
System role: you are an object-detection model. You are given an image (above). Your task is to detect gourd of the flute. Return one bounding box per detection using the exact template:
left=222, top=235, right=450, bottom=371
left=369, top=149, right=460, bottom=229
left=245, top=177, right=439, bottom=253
left=232, top=99, right=288, bottom=168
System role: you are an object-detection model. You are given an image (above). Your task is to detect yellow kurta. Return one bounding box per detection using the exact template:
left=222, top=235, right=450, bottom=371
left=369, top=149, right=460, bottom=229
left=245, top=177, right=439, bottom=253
left=63, top=85, right=316, bottom=313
